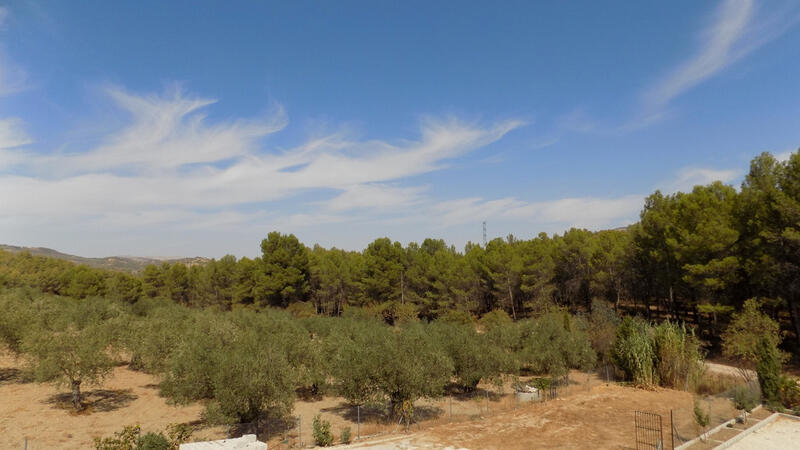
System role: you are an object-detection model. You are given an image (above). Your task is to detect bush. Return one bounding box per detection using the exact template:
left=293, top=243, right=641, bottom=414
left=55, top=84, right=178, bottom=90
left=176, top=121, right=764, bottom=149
left=733, top=385, right=759, bottom=422
left=480, top=309, right=513, bottom=332
left=777, top=374, right=800, bottom=409
left=588, top=299, right=620, bottom=366
left=530, top=377, right=552, bottom=390
left=722, top=298, right=783, bottom=376
left=341, top=427, right=352, bottom=444
left=136, top=432, right=170, bottom=450
left=516, top=313, right=596, bottom=378
left=94, top=425, right=140, bottom=450
left=437, top=309, right=475, bottom=325
left=693, top=400, right=710, bottom=440
left=756, top=336, right=781, bottom=404
left=312, top=414, right=334, bottom=446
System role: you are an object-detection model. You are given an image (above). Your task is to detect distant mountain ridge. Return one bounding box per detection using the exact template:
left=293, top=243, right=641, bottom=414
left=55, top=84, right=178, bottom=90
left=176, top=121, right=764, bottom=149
left=0, top=244, right=209, bottom=273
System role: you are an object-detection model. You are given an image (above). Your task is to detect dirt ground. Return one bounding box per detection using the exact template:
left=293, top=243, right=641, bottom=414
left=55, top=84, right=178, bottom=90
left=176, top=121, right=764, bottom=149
left=1, top=351, right=742, bottom=450
left=0, top=351, right=225, bottom=449
left=343, top=376, right=740, bottom=450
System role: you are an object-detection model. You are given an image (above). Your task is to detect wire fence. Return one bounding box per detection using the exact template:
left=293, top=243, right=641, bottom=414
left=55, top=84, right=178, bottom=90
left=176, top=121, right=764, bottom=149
left=221, top=372, right=605, bottom=448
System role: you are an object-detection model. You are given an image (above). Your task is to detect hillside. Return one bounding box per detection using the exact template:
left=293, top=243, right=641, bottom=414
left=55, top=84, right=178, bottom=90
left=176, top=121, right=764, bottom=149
left=0, top=244, right=208, bottom=273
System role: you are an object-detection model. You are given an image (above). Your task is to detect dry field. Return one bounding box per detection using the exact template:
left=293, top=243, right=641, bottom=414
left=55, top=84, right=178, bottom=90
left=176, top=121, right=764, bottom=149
left=1, top=350, right=743, bottom=449
left=344, top=382, right=737, bottom=449
left=0, top=351, right=226, bottom=449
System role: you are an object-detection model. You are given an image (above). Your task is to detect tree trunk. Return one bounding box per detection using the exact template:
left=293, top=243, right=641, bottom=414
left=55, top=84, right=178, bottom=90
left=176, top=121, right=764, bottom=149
left=400, top=272, right=405, bottom=305
left=71, top=380, right=82, bottom=411
left=788, top=299, right=800, bottom=348
left=668, top=285, right=674, bottom=320
left=508, top=283, right=517, bottom=321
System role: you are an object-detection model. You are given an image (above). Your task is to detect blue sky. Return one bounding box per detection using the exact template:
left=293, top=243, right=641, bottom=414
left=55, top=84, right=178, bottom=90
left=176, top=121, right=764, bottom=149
left=1, top=0, right=799, bottom=258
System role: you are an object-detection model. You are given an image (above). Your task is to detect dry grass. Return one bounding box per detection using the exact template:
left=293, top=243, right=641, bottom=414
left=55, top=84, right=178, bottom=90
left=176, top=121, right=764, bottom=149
left=694, top=371, right=743, bottom=396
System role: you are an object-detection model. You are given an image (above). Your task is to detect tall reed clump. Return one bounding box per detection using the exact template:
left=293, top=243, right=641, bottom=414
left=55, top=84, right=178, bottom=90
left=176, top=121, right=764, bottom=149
left=610, top=317, right=656, bottom=385
left=653, top=321, right=704, bottom=389
left=611, top=317, right=704, bottom=388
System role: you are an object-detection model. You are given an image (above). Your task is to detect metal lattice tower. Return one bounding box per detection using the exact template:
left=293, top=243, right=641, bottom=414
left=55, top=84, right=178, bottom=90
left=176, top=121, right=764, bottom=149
left=482, top=221, right=487, bottom=246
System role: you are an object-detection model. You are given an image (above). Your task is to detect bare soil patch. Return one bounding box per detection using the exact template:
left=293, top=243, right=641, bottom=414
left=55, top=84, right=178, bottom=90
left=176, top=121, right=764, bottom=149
left=345, top=380, right=740, bottom=449
left=0, top=351, right=225, bottom=449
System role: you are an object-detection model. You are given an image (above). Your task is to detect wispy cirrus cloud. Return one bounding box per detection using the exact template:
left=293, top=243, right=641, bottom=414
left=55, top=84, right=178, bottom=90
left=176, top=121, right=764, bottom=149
left=555, top=0, right=799, bottom=137
left=645, top=0, right=757, bottom=109
left=643, top=0, right=800, bottom=113
left=660, top=166, right=742, bottom=193
left=0, top=86, right=523, bottom=228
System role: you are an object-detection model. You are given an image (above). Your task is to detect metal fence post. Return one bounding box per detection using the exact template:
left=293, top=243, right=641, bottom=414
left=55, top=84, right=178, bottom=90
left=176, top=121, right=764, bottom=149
left=357, top=405, right=360, bottom=440
left=485, top=390, right=489, bottom=415
left=450, top=396, right=453, bottom=421
left=670, top=410, right=675, bottom=450
left=298, top=415, right=302, bottom=448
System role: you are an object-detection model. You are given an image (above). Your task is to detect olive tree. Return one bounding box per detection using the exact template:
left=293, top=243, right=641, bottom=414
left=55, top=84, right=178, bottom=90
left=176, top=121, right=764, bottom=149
left=24, top=322, right=116, bottom=410
left=430, top=321, right=505, bottom=391
left=21, top=296, right=122, bottom=410
left=160, top=313, right=296, bottom=424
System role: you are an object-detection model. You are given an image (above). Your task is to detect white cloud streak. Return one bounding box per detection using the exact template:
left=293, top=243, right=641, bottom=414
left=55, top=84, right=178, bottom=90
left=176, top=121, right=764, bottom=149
left=0, top=87, right=522, bottom=228
left=661, top=166, right=742, bottom=193
left=646, top=0, right=756, bottom=108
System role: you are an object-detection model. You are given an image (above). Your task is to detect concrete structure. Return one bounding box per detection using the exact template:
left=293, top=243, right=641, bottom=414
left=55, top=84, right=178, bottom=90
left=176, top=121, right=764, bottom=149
left=179, top=434, right=267, bottom=450
left=716, top=413, right=800, bottom=449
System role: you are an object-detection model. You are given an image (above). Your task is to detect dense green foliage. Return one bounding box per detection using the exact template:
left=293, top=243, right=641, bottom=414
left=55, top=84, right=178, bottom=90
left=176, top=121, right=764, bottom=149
left=0, top=287, right=597, bottom=423
left=722, top=299, right=783, bottom=370
left=4, top=152, right=800, bottom=351
left=756, top=336, right=783, bottom=405
left=4, top=149, right=800, bottom=424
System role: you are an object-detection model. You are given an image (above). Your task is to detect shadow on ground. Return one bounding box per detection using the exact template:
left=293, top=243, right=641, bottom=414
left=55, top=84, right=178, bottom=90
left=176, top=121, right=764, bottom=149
left=321, top=401, right=444, bottom=424
left=45, top=388, right=138, bottom=413
left=0, top=367, right=24, bottom=384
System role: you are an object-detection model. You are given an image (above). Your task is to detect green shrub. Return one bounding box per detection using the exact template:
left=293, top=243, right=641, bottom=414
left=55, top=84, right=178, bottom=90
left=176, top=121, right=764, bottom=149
left=94, top=425, right=140, bottom=450
left=693, top=400, right=710, bottom=439
left=312, top=414, right=334, bottom=447
left=515, top=313, right=596, bottom=378
left=722, top=299, right=783, bottom=373
left=756, top=336, right=781, bottom=404
left=588, top=299, right=620, bottom=366
left=437, top=309, right=475, bottom=325
left=777, top=374, right=800, bottom=409
left=530, top=377, right=552, bottom=390
left=136, top=432, right=170, bottom=450
left=733, top=385, right=758, bottom=422
left=341, top=427, right=352, bottom=444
